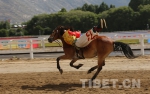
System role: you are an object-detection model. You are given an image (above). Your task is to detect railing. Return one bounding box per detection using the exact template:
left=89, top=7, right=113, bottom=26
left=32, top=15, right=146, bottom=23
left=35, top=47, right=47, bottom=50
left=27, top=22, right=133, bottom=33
left=0, top=34, right=150, bottom=59
left=0, top=38, right=63, bottom=59
left=112, top=34, right=150, bottom=56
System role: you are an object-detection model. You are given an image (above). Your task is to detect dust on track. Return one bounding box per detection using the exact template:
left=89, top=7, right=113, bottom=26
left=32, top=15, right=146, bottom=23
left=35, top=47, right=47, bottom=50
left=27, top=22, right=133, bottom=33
left=0, top=56, right=150, bottom=94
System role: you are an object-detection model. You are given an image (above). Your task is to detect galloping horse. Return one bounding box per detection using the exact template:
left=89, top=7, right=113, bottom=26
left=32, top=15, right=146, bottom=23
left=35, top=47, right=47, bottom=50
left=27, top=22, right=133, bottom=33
left=48, top=26, right=136, bottom=81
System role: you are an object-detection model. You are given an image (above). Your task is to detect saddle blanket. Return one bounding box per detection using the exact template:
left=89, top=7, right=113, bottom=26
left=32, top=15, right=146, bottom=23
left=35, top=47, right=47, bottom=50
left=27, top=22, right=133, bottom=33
left=75, top=29, right=99, bottom=48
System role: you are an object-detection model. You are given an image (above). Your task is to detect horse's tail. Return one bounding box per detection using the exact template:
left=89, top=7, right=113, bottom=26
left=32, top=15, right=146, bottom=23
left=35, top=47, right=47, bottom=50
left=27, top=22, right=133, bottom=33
left=113, top=42, right=136, bottom=59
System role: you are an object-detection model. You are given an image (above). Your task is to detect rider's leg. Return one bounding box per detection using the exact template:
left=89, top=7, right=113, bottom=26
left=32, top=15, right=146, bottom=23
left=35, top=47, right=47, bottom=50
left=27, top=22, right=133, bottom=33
left=75, top=48, right=84, bottom=59
left=93, top=19, right=107, bottom=32
left=73, top=40, right=85, bottom=59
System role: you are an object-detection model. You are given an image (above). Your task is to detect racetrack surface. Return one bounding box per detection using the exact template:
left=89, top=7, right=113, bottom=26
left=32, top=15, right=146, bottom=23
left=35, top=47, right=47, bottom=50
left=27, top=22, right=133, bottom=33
left=0, top=56, right=150, bottom=94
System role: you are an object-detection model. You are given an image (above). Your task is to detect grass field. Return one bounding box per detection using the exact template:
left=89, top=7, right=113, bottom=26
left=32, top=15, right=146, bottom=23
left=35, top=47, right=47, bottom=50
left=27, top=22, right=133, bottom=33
left=116, top=39, right=148, bottom=44
left=45, top=39, right=148, bottom=47
left=45, top=42, right=62, bottom=47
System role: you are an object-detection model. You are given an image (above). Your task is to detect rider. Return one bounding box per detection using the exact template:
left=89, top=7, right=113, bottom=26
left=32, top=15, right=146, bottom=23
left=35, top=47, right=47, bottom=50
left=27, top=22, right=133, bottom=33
left=62, top=19, right=107, bottom=59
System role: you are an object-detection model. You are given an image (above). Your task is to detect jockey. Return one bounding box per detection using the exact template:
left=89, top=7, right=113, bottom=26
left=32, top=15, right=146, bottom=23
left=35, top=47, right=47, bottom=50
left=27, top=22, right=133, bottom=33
left=62, top=19, right=107, bottom=59
left=62, top=30, right=81, bottom=46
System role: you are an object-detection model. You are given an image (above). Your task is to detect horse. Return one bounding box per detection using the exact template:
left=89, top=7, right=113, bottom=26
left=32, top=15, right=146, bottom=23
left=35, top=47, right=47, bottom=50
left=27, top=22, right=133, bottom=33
left=48, top=25, right=136, bottom=81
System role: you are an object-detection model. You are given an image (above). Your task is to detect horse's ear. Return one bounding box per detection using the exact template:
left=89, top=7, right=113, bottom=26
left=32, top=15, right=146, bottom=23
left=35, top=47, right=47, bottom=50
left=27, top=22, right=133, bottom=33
left=59, top=26, right=65, bottom=36
left=70, top=26, right=74, bottom=31
left=65, top=26, right=74, bottom=31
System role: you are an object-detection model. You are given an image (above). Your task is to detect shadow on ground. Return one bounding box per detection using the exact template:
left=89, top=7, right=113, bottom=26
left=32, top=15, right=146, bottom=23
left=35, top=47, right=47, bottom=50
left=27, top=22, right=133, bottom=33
left=21, top=83, right=82, bottom=93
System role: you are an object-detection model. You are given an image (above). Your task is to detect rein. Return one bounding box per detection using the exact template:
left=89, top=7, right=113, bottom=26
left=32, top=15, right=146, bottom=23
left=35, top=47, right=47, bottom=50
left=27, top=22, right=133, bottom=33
left=54, top=39, right=63, bottom=48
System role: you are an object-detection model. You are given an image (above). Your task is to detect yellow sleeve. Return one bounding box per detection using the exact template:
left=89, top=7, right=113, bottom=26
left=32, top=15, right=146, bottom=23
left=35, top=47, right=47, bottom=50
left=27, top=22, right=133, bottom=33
left=62, top=30, right=76, bottom=45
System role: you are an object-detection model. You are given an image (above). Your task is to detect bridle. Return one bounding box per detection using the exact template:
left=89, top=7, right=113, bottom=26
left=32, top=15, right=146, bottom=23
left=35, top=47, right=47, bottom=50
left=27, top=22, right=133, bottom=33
left=55, top=40, right=62, bottom=47
left=50, top=29, right=63, bottom=48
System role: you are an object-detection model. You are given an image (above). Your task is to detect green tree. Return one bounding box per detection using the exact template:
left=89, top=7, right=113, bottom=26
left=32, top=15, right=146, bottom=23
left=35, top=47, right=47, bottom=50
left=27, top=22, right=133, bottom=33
left=138, top=4, right=150, bottom=29
left=87, top=4, right=96, bottom=13
left=143, top=0, right=150, bottom=4
left=25, top=14, right=50, bottom=35
left=110, top=4, right=115, bottom=8
left=99, top=7, right=135, bottom=31
left=15, top=28, right=25, bottom=36
left=98, top=2, right=109, bottom=13
left=58, top=10, right=98, bottom=32
left=33, top=25, right=44, bottom=35
left=129, top=0, right=150, bottom=11
left=0, top=21, right=10, bottom=29
left=82, top=3, right=88, bottom=11
left=44, top=27, right=52, bottom=35
left=0, top=29, right=9, bottom=37
left=59, top=8, right=67, bottom=12
left=9, top=29, right=16, bottom=36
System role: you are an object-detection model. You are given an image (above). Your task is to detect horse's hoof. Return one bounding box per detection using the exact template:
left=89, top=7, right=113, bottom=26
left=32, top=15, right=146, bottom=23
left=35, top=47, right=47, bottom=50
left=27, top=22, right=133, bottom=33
left=59, top=69, right=63, bottom=74
left=87, top=70, right=91, bottom=74
left=76, top=64, right=83, bottom=69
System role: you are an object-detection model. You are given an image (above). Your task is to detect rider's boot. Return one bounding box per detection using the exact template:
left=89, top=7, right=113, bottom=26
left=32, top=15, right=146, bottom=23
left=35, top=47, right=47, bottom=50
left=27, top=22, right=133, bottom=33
left=75, top=48, right=84, bottom=59
left=93, top=19, right=107, bottom=32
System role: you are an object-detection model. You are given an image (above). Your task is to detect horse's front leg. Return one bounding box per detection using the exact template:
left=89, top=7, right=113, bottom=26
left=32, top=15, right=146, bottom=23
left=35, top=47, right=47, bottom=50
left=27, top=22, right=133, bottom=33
left=70, top=58, right=83, bottom=69
left=56, top=55, right=72, bottom=74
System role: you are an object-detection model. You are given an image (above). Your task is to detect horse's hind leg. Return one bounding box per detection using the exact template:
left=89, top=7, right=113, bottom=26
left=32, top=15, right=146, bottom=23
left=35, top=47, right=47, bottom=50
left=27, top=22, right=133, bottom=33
left=87, top=65, right=98, bottom=74
left=87, top=60, right=105, bottom=74
left=91, top=66, right=102, bottom=81
left=103, top=60, right=105, bottom=66
left=70, top=58, right=83, bottom=69
left=90, top=58, right=104, bottom=81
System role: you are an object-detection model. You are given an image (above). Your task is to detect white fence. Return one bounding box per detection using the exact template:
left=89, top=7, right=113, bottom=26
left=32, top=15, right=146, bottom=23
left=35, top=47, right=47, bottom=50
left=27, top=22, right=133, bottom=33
left=113, top=34, right=149, bottom=56
left=0, top=34, right=150, bottom=59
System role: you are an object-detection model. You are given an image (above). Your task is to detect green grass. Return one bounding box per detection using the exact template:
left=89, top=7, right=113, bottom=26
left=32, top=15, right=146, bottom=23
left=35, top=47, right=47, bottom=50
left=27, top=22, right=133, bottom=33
left=43, top=39, right=148, bottom=47
left=116, top=39, right=148, bottom=44
left=45, top=43, right=62, bottom=47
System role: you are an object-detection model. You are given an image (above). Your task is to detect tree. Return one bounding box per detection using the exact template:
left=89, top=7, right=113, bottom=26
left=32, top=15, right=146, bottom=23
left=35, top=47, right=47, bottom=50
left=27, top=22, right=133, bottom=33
left=129, top=0, right=150, bottom=11
left=82, top=3, right=88, bottom=11
left=99, top=6, right=135, bottom=31
left=33, top=25, right=44, bottom=35
left=59, top=8, right=67, bottom=12
left=97, top=2, right=109, bottom=13
left=9, top=29, right=16, bottom=36
left=15, top=28, right=25, bottom=36
left=138, top=4, right=150, bottom=29
left=110, top=4, right=115, bottom=8
left=44, top=27, right=52, bottom=35
left=143, top=0, right=150, bottom=5
left=0, top=29, right=9, bottom=37
left=0, top=21, right=10, bottom=29
left=87, top=4, right=96, bottom=13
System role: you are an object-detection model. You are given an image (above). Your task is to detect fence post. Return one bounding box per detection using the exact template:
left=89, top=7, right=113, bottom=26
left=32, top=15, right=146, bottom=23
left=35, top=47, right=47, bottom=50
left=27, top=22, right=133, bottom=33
left=9, top=40, right=12, bottom=52
left=30, top=39, right=34, bottom=59
left=42, top=38, right=45, bottom=50
left=140, top=34, right=144, bottom=55
left=113, top=34, right=117, bottom=41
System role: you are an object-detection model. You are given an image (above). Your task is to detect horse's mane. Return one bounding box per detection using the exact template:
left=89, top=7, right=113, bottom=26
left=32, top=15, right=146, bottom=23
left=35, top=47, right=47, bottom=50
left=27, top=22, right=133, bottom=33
left=58, top=25, right=74, bottom=36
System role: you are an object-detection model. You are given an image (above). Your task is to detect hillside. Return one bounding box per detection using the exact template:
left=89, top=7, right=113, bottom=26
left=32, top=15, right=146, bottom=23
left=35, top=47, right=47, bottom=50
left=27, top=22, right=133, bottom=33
left=0, top=0, right=130, bottom=24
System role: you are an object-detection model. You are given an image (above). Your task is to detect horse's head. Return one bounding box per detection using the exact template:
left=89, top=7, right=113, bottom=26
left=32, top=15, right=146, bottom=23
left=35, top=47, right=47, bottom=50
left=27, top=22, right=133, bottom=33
left=48, top=25, right=74, bottom=43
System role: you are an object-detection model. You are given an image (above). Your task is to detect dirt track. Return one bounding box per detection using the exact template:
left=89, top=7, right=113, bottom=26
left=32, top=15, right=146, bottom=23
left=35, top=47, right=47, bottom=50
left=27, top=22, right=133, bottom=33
left=0, top=56, right=150, bottom=94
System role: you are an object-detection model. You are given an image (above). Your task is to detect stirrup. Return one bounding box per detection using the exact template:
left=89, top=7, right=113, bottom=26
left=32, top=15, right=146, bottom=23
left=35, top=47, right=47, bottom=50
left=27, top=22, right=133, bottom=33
left=77, top=52, right=84, bottom=59
left=75, top=48, right=85, bottom=59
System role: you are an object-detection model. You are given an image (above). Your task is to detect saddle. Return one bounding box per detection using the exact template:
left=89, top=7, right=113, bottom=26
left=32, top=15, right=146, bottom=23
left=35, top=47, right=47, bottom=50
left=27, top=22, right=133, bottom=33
left=73, top=29, right=101, bottom=59
left=74, top=44, right=85, bottom=59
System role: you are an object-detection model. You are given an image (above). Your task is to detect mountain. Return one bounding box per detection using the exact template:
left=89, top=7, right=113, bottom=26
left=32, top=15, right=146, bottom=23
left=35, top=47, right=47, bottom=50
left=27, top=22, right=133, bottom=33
left=0, top=0, right=130, bottom=24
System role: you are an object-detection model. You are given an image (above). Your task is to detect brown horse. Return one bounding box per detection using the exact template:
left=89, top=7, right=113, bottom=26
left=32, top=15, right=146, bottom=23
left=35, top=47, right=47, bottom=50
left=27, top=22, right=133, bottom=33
left=48, top=25, right=136, bottom=81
